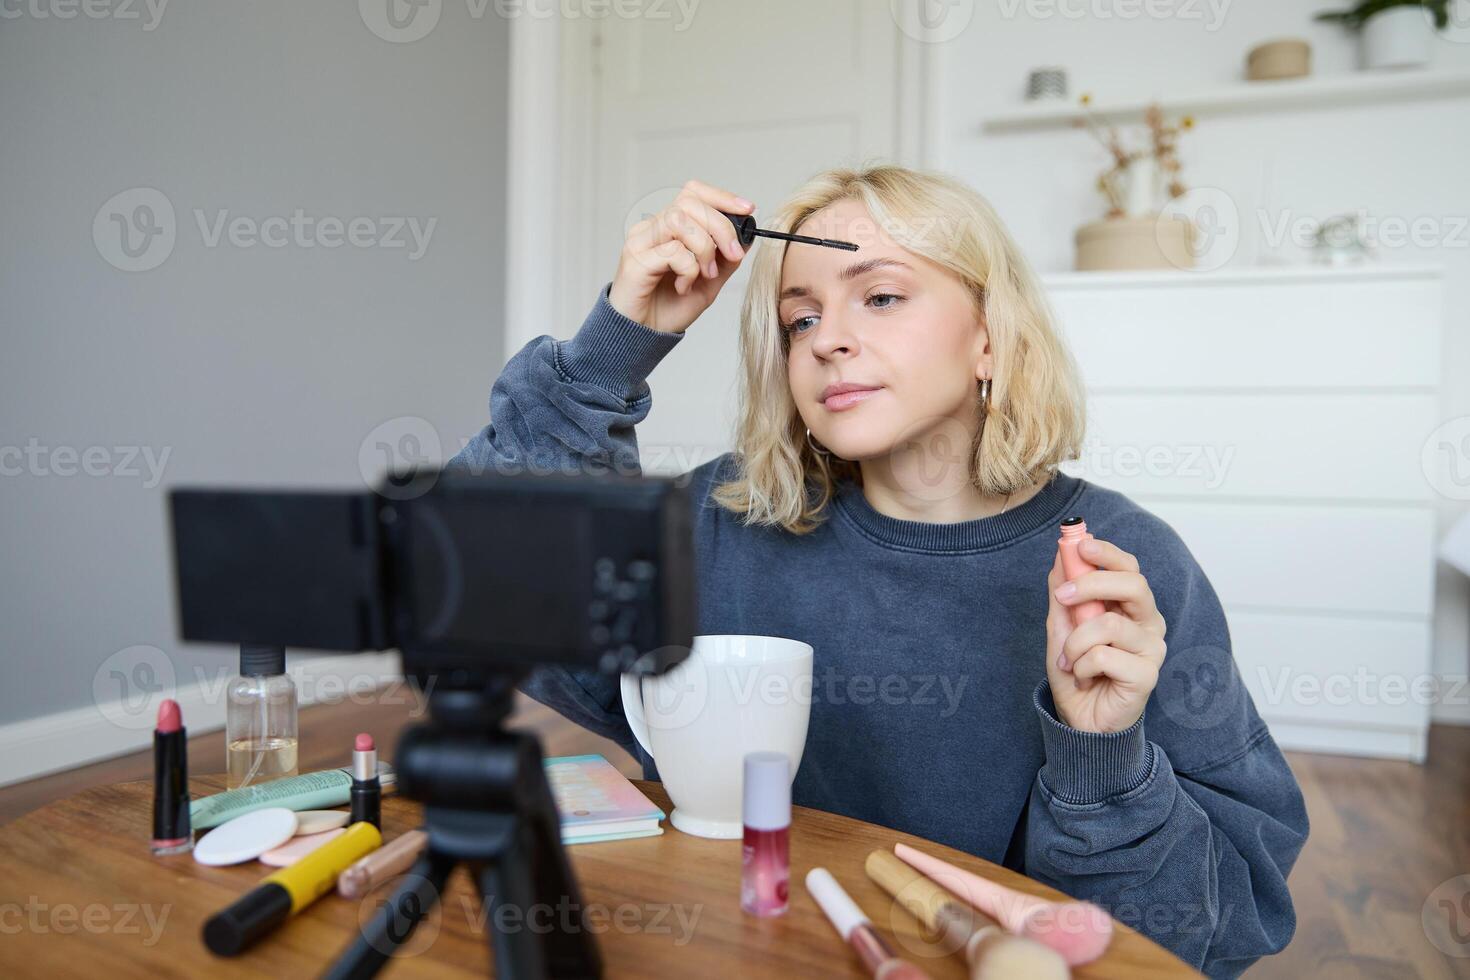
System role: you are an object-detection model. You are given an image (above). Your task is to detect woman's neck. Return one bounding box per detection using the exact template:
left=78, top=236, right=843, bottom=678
left=858, top=452, right=1044, bottom=524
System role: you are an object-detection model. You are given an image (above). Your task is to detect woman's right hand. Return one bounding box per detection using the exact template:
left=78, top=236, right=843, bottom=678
left=608, top=179, right=755, bottom=335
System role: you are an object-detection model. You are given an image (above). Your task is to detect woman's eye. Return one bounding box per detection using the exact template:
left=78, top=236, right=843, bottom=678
left=783, top=294, right=905, bottom=334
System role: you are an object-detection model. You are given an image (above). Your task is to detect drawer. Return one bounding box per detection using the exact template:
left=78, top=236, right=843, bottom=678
left=1137, top=499, right=1436, bottom=618
left=1068, top=392, right=1439, bottom=501
left=1047, top=273, right=1441, bottom=390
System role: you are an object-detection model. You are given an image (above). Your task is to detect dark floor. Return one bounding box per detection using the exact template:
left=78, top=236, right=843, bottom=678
left=4, top=693, right=1468, bottom=978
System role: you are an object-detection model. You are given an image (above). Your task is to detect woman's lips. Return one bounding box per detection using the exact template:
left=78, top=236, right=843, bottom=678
left=822, top=388, right=883, bottom=411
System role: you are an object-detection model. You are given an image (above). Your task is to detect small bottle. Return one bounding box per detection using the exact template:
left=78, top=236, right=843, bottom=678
left=741, top=751, right=791, bottom=918
left=225, top=644, right=299, bottom=790
left=1058, top=516, right=1107, bottom=628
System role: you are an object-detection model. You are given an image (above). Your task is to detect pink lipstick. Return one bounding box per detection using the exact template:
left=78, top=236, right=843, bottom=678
left=152, top=699, right=193, bottom=856
left=349, top=732, right=381, bottom=830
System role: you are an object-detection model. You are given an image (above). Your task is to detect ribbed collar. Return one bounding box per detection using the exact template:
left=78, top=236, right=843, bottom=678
left=831, top=469, right=1085, bottom=553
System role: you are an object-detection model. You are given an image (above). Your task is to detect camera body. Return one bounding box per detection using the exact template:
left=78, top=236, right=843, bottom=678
left=169, top=468, right=697, bottom=679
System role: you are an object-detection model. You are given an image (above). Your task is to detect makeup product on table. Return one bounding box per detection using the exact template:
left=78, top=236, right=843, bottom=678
left=193, top=808, right=299, bottom=867
left=544, top=755, right=664, bottom=844
left=260, top=828, right=346, bottom=867
left=741, top=751, right=791, bottom=917
left=191, top=763, right=396, bottom=830
left=807, top=867, right=932, bottom=980
left=349, top=733, right=381, bottom=830
left=865, top=849, right=1069, bottom=980
left=151, top=698, right=193, bottom=856
left=722, top=211, right=860, bottom=252
left=337, top=828, right=429, bottom=899
left=292, top=810, right=350, bottom=835
left=893, top=842, right=1112, bottom=967
left=203, top=821, right=383, bottom=956
left=1057, top=517, right=1106, bottom=628
left=225, top=643, right=298, bottom=789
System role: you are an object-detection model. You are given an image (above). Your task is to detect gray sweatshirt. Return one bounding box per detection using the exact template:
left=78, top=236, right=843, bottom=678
left=446, top=283, right=1309, bottom=977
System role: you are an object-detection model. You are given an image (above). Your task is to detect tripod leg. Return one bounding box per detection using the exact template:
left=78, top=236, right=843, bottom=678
left=322, top=850, right=453, bottom=980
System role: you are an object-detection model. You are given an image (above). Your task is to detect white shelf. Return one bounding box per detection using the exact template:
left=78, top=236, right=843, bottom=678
left=982, top=67, right=1470, bottom=132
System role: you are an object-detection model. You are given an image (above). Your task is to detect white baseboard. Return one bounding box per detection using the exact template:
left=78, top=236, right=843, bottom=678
left=0, top=652, right=402, bottom=789
left=1267, top=719, right=1427, bottom=762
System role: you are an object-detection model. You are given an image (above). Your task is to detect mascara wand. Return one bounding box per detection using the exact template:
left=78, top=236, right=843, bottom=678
left=722, top=212, right=859, bottom=252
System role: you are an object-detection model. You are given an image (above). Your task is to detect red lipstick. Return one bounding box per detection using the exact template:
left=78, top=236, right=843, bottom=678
left=152, top=698, right=193, bottom=856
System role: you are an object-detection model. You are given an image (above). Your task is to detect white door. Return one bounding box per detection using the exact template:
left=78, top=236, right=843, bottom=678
left=560, top=1, right=926, bottom=476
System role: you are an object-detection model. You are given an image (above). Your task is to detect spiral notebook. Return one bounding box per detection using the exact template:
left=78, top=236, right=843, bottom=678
left=543, top=754, right=665, bottom=844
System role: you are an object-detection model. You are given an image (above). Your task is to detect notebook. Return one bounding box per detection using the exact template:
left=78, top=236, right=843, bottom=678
left=543, top=754, right=665, bottom=844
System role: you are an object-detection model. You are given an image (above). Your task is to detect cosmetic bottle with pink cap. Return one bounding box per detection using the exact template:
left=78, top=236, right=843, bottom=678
left=741, top=751, right=791, bottom=917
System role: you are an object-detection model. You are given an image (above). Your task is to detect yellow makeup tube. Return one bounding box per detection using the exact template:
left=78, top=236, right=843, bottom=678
left=204, top=821, right=383, bottom=956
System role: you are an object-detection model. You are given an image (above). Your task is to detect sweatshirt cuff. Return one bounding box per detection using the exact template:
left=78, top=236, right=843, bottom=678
left=1033, top=679, right=1155, bottom=805
left=555, top=282, right=684, bottom=401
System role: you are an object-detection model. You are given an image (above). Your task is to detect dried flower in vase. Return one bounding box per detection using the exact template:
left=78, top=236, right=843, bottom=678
left=1074, top=95, right=1194, bottom=218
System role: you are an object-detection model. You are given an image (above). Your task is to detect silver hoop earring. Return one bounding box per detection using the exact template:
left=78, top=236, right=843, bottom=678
left=805, top=427, right=830, bottom=458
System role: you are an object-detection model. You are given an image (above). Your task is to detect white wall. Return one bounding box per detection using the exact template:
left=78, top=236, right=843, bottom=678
left=0, top=1, right=510, bottom=725
left=932, top=1, right=1470, bottom=723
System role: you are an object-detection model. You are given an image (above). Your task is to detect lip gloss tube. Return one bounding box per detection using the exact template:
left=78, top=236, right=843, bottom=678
left=741, top=752, right=790, bottom=917
left=349, top=732, right=381, bottom=830
left=337, top=828, right=428, bottom=899
left=152, top=699, right=193, bottom=856
left=807, top=867, right=931, bottom=979
left=1058, top=516, right=1107, bottom=628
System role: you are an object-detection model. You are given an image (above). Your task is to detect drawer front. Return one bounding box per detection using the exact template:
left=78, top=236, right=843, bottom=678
left=1135, top=500, right=1435, bottom=618
left=1067, top=393, right=1439, bottom=502
left=1226, top=610, right=1434, bottom=731
left=1048, top=275, right=1441, bottom=390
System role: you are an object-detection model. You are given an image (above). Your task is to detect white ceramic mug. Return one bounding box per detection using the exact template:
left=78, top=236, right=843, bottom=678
left=620, top=634, right=813, bottom=839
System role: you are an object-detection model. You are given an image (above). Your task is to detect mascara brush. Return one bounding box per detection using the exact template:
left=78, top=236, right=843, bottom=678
left=722, top=212, right=859, bottom=251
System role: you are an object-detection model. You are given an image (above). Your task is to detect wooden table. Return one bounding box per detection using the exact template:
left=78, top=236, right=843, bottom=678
left=0, top=774, right=1199, bottom=978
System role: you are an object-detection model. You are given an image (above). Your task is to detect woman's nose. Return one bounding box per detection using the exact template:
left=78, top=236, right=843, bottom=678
left=810, top=309, right=858, bottom=359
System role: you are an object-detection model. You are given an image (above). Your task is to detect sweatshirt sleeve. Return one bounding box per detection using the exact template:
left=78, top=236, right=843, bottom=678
left=443, top=282, right=683, bottom=753
left=1022, top=516, right=1309, bottom=979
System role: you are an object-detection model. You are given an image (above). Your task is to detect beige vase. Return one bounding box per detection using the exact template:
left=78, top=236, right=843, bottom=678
left=1075, top=214, right=1196, bottom=272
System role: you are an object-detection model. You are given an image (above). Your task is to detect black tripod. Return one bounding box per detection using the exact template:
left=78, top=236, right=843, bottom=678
left=323, top=670, right=603, bottom=980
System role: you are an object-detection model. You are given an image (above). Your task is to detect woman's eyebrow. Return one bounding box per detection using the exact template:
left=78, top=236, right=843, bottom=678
left=778, top=258, right=914, bottom=301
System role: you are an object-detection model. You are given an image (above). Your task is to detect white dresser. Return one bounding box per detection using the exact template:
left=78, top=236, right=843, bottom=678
left=1044, top=265, right=1445, bottom=761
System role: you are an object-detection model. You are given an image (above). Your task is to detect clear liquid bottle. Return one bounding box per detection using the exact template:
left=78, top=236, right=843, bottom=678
left=225, top=644, right=299, bottom=789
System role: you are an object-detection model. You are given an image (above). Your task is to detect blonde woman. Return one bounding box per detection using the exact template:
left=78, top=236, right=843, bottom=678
left=448, top=169, right=1307, bottom=977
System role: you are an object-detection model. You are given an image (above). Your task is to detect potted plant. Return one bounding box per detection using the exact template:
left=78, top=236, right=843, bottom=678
left=1316, top=0, right=1449, bottom=70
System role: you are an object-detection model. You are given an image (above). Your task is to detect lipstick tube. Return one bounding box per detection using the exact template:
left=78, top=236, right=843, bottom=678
left=1058, top=516, right=1107, bottom=628
left=807, top=867, right=931, bottom=979
left=349, top=732, right=381, bottom=830
left=152, top=699, right=193, bottom=856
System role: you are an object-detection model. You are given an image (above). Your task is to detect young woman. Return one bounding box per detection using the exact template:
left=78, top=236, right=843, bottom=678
left=447, top=168, right=1308, bottom=977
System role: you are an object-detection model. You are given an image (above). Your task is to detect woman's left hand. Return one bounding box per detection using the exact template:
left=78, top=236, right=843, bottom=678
left=1045, top=536, right=1168, bottom=733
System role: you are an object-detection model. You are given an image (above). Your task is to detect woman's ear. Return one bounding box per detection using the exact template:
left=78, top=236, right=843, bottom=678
left=971, top=309, right=993, bottom=383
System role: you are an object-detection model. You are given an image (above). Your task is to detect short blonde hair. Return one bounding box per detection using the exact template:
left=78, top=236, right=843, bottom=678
left=710, top=164, right=1087, bottom=535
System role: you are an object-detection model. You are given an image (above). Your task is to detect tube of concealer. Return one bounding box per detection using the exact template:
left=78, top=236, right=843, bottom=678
left=336, top=828, right=429, bottom=899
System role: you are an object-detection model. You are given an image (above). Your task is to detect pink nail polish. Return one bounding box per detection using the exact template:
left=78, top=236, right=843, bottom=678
left=1058, top=517, right=1107, bottom=628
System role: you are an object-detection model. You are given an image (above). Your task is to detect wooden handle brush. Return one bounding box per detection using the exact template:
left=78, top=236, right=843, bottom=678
left=865, top=850, right=1070, bottom=980
left=894, top=842, right=1113, bottom=966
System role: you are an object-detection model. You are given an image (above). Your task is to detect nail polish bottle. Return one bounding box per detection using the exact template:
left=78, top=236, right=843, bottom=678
left=741, top=751, right=791, bottom=918
left=1058, top=517, right=1107, bottom=628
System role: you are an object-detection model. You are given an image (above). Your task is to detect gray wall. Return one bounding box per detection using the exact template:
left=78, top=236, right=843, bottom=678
left=0, top=1, right=509, bottom=724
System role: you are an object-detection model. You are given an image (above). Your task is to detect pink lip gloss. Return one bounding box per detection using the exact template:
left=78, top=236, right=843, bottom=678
left=807, top=867, right=932, bottom=979
left=1058, top=516, right=1107, bottom=628
left=741, top=751, right=790, bottom=918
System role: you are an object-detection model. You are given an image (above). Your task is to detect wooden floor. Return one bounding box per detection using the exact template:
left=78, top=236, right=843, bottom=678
left=4, top=695, right=1468, bottom=978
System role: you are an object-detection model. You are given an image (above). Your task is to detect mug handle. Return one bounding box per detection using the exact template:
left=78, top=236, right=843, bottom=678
left=619, top=673, right=656, bottom=760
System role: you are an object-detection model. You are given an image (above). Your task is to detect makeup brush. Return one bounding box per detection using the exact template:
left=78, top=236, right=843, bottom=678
left=865, top=850, right=1070, bottom=980
left=722, top=211, right=859, bottom=251
left=893, top=843, right=1112, bottom=967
